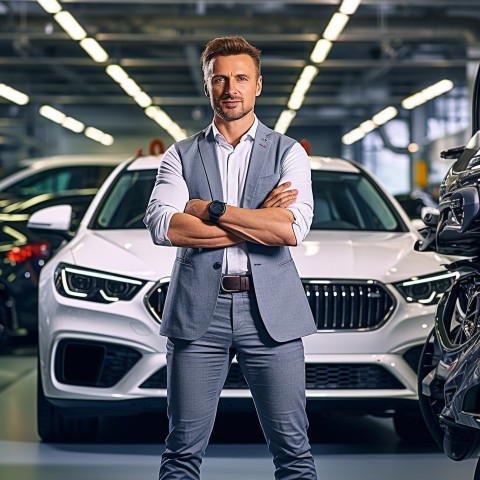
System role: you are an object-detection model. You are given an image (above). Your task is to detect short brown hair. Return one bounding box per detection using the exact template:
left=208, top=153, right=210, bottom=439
left=201, top=36, right=261, bottom=79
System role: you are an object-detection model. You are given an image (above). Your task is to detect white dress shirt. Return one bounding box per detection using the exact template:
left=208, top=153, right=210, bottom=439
left=144, top=116, right=313, bottom=274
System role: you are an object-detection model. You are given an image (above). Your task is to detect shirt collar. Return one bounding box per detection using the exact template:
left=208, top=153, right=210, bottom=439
left=209, top=115, right=258, bottom=145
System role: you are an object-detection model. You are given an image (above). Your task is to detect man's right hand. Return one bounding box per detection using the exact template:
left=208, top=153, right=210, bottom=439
left=261, top=182, right=298, bottom=209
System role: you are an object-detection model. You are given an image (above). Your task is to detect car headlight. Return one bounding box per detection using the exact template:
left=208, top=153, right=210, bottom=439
left=394, top=271, right=458, bottom=305
left=54, top=263, right=145, bottom=303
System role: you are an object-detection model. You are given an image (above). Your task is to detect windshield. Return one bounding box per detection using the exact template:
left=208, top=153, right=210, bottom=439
left=91, top=168, right=404, bottom=232
left=92, top=169, right=156, bottom=229
left=311, top=170, right=404, bottom=231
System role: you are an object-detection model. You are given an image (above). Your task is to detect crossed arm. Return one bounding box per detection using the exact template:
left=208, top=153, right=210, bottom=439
left=167, top=183, right=298, bottom=248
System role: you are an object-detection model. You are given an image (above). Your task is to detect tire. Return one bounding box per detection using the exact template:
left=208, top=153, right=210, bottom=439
left=37, top=358, right=99, bottom=443
left=436, top=273, right=480, bottom=353
left=416, top=328, right=445, bottom=449
left=393, top=405, right=433, bottom=443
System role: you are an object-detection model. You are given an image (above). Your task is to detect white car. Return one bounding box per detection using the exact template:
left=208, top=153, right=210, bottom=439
left=0, top=154, right=122, bottom=200
left=31, top=152, right=456, bottom=443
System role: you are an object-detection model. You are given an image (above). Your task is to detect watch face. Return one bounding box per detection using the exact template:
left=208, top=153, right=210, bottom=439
left=210, top=201, right=226, bottom=216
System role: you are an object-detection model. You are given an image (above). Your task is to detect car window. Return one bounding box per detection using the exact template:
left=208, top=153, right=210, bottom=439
left=92, top=170, right=156, bottom=229
left=311, top=170, right=404, bottom=231
left=91, top=168, right=404, bottom=232
left=3, top=166, right=114, bottom=197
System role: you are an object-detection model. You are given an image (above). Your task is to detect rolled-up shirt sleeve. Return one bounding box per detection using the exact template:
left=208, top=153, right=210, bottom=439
left=143, top=145, right=189, bottom=246
left=281, top=142, right=314, bottom=246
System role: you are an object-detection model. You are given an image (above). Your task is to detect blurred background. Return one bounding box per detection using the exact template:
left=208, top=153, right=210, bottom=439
left=1, top=0, right=477, bottom=196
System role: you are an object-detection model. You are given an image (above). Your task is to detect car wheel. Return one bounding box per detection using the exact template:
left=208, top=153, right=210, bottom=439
left=37, top=359, right=99, bottom=442
left=392, top=405, right=433, bottom=443
left=416, top=327, right=445, bottom=449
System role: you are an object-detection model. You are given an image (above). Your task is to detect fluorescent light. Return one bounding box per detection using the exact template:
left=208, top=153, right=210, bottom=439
left=300, top=65, right=319, bottom=84
left=156, top=110, right=173, bottom=128
left=106, top=64, right=129, bottom=83
left=310, top=39, right=332, bottom=63
left=402, top=92, right=425, bottom=110
left=36, top=0, right=61, bottom=14
left=166, top=123, right=187, bottom=142
left=372, top=106, right=398, bottom=125
left=39, top=105, right=66, bottom=124
left=84, top=127, right=114, bottom=146
left=101, top=134, right=114, bottom=146
left=288, top=91, right=305, bottom=111
left=274, top=109, right=296, bottom=134
left=79, top=38, right=109, bottom=63
left=54, top=11, right=87, bottom=41
left=0, top=83, right=29, bottom=105
left=425, top=79, right=453, bottom=98
left=342, top=127, right=365, bottom=145
left=323, top=12, right=349, bottom=42
left=85, top=126, right=104, bottom=142
left=62, top=117, right=85, bottom=133
left=144, top=107, right=185, bottom=141
left=339, top=0, right=362, bottom=15
left=134, top=91, right=153, bottom=108
left=402, top=79, right=454, bottom=110
left=359, top=120, right=376, bottom=133
left=119, top=78, right=141, bottom=96
left=145, top=106, right=159, bottom=119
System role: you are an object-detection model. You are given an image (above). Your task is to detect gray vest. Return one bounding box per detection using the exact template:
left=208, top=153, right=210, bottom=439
left=160, top=121, right=316, bottom=342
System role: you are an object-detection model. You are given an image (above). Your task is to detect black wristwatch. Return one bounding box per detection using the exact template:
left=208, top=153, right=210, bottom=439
left=208, top=200, right=226, bottom=224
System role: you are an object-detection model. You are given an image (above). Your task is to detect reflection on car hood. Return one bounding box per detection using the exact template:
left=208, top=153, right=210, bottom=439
left=294, top=230, right=448, bottom=283
left=68, top=229, right=449, bottom=284
left=70, top=229, right=176, bottom=281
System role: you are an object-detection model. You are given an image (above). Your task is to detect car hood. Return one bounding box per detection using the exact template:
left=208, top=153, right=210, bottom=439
left=293, top=230, right=449, bottom=284
left=68, top=229, right=450, bottom=285
left=69, top=229, right=176, bottom=281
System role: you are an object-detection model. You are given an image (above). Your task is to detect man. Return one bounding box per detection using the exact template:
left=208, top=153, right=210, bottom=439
left=144, top=36, right=317, bottom=480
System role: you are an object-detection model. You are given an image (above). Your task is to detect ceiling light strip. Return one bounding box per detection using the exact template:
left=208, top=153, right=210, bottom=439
left=36, top=1, right=187, bottom=141
left=145, top=106, right=186, bottom=142
left=343, top=78, right=454, bottom=145
left=402, top=79, right=454, bottom=110
left=39, top=105, right=114, bottom=146
left=53, top=11, right=86, bottom=41
left=342, top=106, right=398, bottom=145
left=274, top=110, right=297, bottom=135
left=275, top=2, right=363, bottom=133
left=0, top=83, right=30, bottom=105
left=36, top=0, right=61, bottom=14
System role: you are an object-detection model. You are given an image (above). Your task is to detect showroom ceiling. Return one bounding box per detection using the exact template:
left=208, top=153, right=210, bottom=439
left=1, top=0, right=480, bottom=149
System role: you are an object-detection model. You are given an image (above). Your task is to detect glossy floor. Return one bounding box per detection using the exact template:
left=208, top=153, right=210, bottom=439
left=0, top=349, right=479, bottom=480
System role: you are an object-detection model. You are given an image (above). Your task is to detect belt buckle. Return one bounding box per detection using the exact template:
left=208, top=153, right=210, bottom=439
left=221, top=275, right=240, bottom=293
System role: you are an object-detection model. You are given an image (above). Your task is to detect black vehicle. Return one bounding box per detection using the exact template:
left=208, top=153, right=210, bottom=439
left=417, top=62, right=480, bottom=479
left=0, top=189, right=97, bottom=340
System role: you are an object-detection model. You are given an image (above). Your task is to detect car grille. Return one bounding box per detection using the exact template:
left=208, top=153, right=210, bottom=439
left=303, top=280, right=395, bottom=331
left=146, top=279, right=395, bottom=332
left=140, top=363, right=404, bottom=390
left=54, top=339, right=141, bottom=388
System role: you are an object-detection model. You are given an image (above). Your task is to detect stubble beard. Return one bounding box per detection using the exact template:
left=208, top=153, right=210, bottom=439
left=214, top=98, right=253, bottom=122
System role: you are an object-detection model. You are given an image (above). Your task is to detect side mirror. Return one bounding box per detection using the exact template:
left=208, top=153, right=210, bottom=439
left=414, top=226, right=437, bottom=252
left=421, top=206, right=440, bottom=227
left=27, top=205, right=73, bottom=238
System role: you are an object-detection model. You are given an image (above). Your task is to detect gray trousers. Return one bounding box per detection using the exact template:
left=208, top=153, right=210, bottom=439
left=159, top=290, right=317, bottom=480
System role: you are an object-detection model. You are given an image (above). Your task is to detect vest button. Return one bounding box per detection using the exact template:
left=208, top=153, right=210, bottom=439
left=213, top=262, right=222, bottom=270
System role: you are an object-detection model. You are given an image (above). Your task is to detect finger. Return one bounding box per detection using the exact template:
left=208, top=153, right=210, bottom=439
left=269, top=191, right=297, bottom=207
left=268, top=182, right=292, bottom=198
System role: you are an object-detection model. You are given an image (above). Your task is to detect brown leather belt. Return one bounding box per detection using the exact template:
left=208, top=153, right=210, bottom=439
left=220, top=274, right=251, bottom=293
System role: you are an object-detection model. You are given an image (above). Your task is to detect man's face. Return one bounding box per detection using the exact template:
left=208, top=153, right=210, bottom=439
left=204, top=54, right=262, bottom=122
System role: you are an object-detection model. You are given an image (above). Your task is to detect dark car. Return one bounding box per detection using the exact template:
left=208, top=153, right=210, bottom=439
left=0, top=189, right=102, bottom=340
left=395, top=190, right=438, bottom=220
left=0, top=154, right=126, bottom=341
